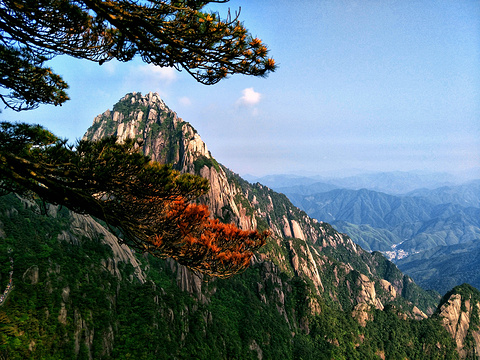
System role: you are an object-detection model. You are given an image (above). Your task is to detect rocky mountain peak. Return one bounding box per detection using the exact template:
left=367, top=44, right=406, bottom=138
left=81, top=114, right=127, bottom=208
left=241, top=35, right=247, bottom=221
left=84, top=92, right=210, bottom=167
left=83, top=92, right=257, bottom=232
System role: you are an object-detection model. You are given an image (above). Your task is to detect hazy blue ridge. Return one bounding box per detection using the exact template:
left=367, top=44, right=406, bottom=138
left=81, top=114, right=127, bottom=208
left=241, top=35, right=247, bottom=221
left=251, top=171, right=466, bottom=195
left=406, top=179, right=480, bottom=208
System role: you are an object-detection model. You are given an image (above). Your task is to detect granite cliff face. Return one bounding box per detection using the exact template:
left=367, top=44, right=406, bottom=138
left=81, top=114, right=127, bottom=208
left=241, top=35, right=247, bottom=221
left=436, top=284, right=480, bottom=359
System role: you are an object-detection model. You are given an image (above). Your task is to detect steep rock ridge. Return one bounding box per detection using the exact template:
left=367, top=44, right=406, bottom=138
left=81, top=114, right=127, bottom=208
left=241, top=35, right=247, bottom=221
left=47, top=202, right=145, bottom=283
left=228, top=173, right=438, bottom=317
left=67, top=211, right=146, bottom=283
left=287, top=237, right=324, bottom=293
left=436, top=284, right=480, bottom=358
left=355, top=273, right=383, bottom=310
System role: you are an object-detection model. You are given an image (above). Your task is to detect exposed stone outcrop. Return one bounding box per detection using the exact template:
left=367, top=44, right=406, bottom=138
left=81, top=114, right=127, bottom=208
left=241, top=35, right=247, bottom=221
left=22, top=265, right=39, bottom=285
left=199, top=164, right=255, bottom=230
left=288, top=239, right=323, bottom=293
left=166, top=258, right=210, bottom=304
left=379, top=279, right=395, bottom=299
left=58, top=303, right=67, bottom=325
left=56, top=210, right=146, bottom=283
left=437, top=287, right=480, bottom=359
left=249, top=339, right=263, bottom=360
left=352, top=303, right=373, bottom=327
left=73, top=309, right=94, bottom=359
left=354, top=273, right=384, bottom=311
left=411, top=306, right=427, bottom=320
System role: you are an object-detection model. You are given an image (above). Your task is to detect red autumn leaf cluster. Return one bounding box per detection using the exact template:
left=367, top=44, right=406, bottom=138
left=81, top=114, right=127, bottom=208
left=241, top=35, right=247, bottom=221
left=144, top=197, right=269, bottom=278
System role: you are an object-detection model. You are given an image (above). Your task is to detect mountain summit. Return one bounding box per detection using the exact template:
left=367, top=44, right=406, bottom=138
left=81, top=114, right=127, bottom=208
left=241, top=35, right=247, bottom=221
left=84, top=91, right=258, bottom=230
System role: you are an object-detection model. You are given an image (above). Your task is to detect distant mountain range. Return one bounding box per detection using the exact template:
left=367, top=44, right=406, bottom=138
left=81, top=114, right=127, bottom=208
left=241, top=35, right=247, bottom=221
left=396, top=240, right=480, bottom=295
left=246, top=171, right=478, bottom=195
left=262, top=175, right=480, bottom=294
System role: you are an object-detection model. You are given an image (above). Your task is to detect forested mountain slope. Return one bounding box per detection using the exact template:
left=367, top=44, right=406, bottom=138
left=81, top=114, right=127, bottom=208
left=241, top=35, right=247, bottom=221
left=0, top=92, right=477, bottom=358
left=397, top=241, right=480, bottom=295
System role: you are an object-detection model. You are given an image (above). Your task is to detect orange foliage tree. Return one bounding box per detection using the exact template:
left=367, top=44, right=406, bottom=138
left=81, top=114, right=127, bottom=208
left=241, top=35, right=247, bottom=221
left=135, top=197, right=268, bottom=278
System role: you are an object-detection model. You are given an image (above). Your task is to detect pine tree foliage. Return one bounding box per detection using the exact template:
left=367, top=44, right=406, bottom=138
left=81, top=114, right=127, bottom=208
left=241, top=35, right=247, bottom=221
left=0, top=122, right=268, bottom=277
left=0, top=0, right=276, bottom=110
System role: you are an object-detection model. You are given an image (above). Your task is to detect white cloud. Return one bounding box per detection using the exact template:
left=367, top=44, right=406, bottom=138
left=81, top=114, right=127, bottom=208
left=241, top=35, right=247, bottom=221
left=120, top=63, right=177, bottom=95
left=102, top=59, right=119, bottom=75
left=136, top=64, right=178, bottom=84
left=178, top=96, right=192, bottom=106
left=237, top=87, right=262, bottom=106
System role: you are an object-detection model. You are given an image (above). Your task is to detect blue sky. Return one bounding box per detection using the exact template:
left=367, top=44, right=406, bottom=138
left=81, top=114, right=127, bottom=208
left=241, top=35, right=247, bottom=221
left=2, top=0, right=479, bottom=178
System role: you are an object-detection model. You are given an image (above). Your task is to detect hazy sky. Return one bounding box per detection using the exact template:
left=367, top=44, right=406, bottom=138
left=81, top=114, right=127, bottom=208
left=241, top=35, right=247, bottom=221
left=2, top=0, right=479, bottom=178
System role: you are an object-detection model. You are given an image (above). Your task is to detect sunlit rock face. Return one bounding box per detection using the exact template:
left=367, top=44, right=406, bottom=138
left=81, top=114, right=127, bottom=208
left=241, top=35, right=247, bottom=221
left=437, top=287, right=480, bottom=359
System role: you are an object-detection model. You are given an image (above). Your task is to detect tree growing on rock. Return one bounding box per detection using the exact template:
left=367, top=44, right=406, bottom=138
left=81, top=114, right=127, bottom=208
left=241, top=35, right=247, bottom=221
left=0, top=0, right=274, bottom=277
